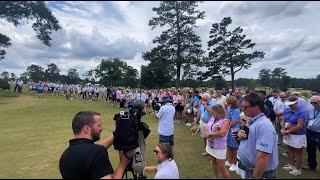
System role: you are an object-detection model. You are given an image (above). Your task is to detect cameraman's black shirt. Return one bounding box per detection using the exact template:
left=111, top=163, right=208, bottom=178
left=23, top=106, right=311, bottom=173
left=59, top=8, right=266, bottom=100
left=59, top=138, right=114, bottom=179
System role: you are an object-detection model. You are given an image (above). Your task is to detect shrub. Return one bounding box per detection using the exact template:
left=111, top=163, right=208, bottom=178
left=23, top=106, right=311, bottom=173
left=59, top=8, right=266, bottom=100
left=0, top=79, right=10, bottom=90
left=300, top=91, right=311, bottom=99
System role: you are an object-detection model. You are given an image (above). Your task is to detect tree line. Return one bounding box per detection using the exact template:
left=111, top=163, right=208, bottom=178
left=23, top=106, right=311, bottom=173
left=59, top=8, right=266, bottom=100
left=1, top=62, right=319, bottom=92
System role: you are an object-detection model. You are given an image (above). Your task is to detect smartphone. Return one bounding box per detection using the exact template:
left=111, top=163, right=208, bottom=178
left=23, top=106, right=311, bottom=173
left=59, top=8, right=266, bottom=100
left=242, top=125, right=249, bottom=139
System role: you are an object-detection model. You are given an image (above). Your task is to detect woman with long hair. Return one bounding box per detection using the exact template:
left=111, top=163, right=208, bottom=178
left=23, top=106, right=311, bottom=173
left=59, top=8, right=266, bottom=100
left=225, top=96, right=241, bottom=171
left=205, top=104, right=230, bottom=178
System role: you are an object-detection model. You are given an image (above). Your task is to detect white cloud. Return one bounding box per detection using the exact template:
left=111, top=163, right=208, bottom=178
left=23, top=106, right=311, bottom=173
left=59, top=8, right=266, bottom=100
left=1, top=1, right=320, bottom=80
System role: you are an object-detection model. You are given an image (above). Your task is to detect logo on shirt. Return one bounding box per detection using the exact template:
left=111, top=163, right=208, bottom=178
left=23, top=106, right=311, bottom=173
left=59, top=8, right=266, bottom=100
left=260, top=142, right=268, bottom=147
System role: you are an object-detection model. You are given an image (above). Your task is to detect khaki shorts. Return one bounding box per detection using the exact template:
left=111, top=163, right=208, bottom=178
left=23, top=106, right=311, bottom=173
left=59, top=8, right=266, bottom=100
left=200, top=120, right=207, bottom=138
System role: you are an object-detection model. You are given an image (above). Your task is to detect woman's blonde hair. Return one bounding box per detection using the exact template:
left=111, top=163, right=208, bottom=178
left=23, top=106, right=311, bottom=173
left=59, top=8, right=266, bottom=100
left=211, top=104, right=226, bottom=120
left=226, top=96, right=239, bottom=108
left=157, top=143, right=174, bottom=160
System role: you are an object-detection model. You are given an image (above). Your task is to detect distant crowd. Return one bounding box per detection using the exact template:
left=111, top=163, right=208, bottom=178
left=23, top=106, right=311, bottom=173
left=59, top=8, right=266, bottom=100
left=14, top=79, right=320, bottom=178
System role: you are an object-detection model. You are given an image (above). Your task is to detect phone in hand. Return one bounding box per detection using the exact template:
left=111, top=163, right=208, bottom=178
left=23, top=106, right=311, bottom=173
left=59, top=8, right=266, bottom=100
left=241, top=125, right=249, bottom=139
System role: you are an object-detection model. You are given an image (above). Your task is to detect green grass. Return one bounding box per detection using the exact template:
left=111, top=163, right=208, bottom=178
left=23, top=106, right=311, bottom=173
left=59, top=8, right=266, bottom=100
left=0, top=94, right=320, bottom=178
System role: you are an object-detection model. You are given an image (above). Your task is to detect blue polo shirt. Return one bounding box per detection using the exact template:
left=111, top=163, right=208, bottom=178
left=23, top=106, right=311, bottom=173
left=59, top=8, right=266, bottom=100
left=199, top=99, right=218, bottom=123
left=238, top=113, right=278, bottom=171
left=284, top=106, right=307, bottom=135
left=192, top=96, right=200, bottom=106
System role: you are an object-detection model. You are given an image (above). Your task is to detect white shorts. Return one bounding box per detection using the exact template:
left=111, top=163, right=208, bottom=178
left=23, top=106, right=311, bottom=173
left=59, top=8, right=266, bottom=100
left=200, top=120, right=207, bottom=138
left=206, top=145, right=227, bottom=160
left=283, top=134, right=307, bottom=149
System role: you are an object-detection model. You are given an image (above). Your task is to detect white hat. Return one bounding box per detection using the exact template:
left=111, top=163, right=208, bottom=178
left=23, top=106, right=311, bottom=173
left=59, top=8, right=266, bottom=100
left=285, top=96, right=298, bottom=106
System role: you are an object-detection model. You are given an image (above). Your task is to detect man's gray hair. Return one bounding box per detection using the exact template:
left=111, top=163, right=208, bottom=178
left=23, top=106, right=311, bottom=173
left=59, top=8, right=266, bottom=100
left=201, top=93, right=211, bottom=100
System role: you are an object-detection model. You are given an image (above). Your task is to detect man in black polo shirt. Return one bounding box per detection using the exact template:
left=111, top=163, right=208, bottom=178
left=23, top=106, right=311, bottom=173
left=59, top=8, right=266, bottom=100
left=59, top=111, right=133, bottom=179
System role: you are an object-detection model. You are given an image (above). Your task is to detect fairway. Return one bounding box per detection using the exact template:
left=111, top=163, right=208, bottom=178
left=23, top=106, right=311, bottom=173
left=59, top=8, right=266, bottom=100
left=0, top=94, right=320, bottom=179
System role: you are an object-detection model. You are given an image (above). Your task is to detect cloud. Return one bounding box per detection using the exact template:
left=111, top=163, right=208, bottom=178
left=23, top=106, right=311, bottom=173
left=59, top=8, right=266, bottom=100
left=1, top=1, right=320, bottom=80
left=220, top=1, right=308, bottom=21
left=270, top=37, right=304, bottom=60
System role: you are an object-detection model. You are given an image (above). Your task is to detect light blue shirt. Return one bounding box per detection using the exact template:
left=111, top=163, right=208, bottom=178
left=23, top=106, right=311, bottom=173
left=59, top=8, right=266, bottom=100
left=238, top=113, right=279, bottom=171
left=199, top=99, right=218, bottom=123
left=192, top=96, right=200, bottom=106
left=298, top=97, right=314, bottom=115
left=136, top=92, right=147, bottom=102
left=273, top=99, right=285, bottom=114
left=156, top=103, right=175, bottom=136
left=307, top=106, right=320, bottom=133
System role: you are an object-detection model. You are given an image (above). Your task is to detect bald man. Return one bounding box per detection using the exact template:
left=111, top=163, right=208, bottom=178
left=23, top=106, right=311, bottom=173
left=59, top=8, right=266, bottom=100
left=303, top=96, right=320, bottom=171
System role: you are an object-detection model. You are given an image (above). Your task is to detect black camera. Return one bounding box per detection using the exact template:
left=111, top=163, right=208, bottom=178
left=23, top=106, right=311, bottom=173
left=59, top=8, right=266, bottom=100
left=113, top=100, right=149, bottom=152
left=113, top=100, right=150, bottom=179
left=152, top=97, right=162, bottom=112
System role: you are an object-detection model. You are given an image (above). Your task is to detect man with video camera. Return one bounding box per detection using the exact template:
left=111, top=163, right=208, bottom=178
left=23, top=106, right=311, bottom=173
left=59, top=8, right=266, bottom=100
left=156, top=96, right=175, bottom=146
left=59, top=111, right=134, bottom=179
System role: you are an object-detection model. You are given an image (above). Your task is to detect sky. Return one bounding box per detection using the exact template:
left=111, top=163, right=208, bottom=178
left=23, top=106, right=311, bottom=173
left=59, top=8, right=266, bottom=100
left=1, top=1, right=320, bottom=80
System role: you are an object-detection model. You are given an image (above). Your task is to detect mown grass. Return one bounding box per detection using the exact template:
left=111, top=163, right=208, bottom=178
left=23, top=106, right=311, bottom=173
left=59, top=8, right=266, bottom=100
left=0, top=94, right=319, bottom=179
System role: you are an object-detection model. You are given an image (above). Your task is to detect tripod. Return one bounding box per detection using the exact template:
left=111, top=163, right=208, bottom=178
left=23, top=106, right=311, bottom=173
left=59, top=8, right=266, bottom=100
left=123, top=161, right=146, bottom=179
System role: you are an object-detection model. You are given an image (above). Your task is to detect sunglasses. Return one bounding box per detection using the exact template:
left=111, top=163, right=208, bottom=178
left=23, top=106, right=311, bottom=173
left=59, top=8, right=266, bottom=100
left=153, top=149, right=161, bottom=155
left=310, top=102, right=318, bottom=105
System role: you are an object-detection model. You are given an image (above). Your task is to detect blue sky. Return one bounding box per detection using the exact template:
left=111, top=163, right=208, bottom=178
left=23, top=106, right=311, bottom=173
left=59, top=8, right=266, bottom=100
left=0, top=1, right=320, bottom=80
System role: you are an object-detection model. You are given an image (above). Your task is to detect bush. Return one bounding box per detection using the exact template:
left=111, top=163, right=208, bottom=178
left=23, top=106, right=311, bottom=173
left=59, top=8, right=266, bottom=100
left=300, top=91, right=311, bottom=99
left=0, top=79, right=10, bottom=90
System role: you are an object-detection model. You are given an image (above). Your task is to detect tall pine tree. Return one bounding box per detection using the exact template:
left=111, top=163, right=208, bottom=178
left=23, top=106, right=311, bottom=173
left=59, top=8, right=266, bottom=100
left=148, top=1, right=205, bottom=88
left=205, top=17, right=264, bottom=90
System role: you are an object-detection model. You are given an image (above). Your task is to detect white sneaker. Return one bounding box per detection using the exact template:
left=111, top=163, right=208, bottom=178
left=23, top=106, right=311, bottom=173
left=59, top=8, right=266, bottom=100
left=240, top=170, right=245, bottom=179
left=186, top=123, right=192, bottom=127
left=282, top=164, right=294, bottom=171
left=288, top=168, right=301, bottom=176
left=225, top=161, right=231, bottom=167
left=229, top=164, right=237, bottom=171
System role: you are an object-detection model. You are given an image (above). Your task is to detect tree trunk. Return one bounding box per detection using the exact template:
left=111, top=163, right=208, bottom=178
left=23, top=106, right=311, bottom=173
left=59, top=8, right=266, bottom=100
left=231, top=67, right=235, bottom=91
left=176, top=64, right=181, bottom=89
left=175, top=2, right=181, bottom=89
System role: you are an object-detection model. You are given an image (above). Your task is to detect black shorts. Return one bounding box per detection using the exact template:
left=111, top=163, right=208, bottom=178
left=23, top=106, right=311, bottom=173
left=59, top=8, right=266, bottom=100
left=175, top=103, right=184, bottom=112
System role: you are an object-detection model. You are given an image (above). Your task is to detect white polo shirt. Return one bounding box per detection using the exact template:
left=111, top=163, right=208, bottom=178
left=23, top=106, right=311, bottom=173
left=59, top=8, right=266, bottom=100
left=155, top=159, right=179, bottom=179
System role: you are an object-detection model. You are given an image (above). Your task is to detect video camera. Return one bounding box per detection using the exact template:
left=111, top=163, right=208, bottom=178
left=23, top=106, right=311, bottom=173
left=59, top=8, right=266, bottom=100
left=113, top=100, right=150, bottom=179
left=151, top=97, right=161, bottom=112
